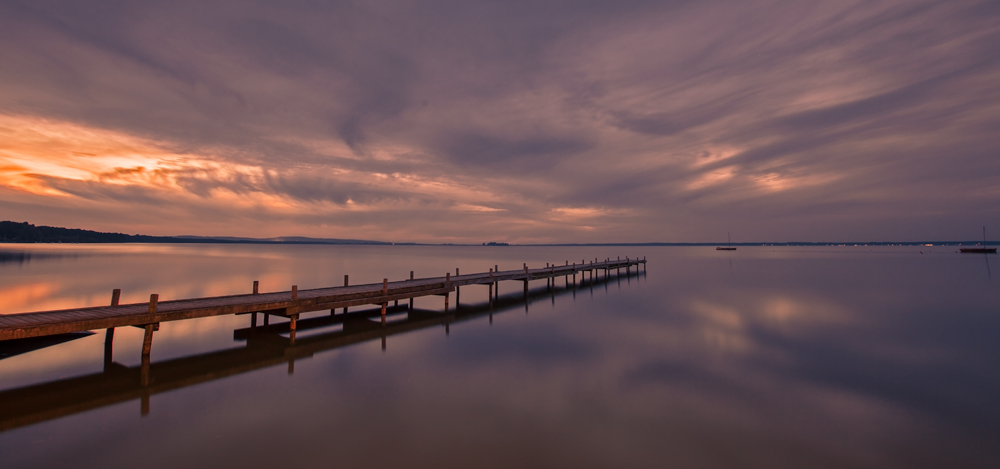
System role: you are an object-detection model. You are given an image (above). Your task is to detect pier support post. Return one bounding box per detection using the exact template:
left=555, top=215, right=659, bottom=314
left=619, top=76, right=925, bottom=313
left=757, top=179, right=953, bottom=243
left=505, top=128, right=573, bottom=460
left=291, top=285, right=298, bottom=300
left=381, top=278, right=388, bottom=318
left=104, top=289, right=121, bottom=371
left=444, top=272, right=451, bottom=311
left=104, top=327, right=114, bottom=370
left=140, top=323, right=155, bottom=387
left=343, top=274, right=349, bottom=315
left=251, top=280, right=262, bottom=323
left=289, top=314, right=298, bottom=344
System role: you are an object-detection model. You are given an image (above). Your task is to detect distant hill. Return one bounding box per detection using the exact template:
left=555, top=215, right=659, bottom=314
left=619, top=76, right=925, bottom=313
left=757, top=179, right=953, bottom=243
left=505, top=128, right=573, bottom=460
left=0, top=221, right=395, bottom=245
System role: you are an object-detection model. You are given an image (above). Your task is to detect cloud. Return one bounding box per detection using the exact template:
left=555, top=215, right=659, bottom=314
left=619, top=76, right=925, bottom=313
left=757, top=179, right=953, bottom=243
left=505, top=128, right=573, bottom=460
left=0, top=0, right=997, bottom=242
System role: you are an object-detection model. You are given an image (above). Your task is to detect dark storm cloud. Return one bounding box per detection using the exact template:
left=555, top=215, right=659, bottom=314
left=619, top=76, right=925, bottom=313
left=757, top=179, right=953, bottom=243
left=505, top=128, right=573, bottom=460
left=0, top=0, right=998, bottom=241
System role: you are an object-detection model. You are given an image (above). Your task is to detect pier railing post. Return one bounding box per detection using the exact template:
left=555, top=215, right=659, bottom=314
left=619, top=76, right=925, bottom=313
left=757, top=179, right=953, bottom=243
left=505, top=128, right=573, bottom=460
left=343, top=275, right=349, bottom=315
left=291, top=285, right=298, bottom=301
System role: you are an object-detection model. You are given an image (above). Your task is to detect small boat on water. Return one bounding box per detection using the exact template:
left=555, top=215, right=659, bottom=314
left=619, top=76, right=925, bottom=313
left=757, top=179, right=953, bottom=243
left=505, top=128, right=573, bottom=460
left=960, top=226, right=996, bottom=254
left=716, top=232, right=736, bottom=251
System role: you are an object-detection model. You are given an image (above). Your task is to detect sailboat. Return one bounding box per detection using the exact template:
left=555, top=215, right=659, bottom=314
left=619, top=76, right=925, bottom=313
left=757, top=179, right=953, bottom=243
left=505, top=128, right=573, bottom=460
left=960, top=226, right=996, bottom=254
left=716, top=232, right=736, bottom=251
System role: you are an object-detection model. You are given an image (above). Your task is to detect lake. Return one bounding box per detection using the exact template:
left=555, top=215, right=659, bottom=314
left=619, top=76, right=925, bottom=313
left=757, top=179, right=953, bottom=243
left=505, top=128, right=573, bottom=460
left=0, top=244, right=997, bottom=468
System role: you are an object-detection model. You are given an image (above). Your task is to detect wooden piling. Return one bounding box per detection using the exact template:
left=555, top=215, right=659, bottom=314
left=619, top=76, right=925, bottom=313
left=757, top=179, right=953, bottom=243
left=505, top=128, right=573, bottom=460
left=104, top=289, right=120, bottom=370
left=343, top=275, right=350, bottom=315
left=289, top=315, right=297, bottom=344
left=253, top=281, right=259, bottom=294
left=382, top=278, right=388, bottom=316
left=141, top=324, right=155, bottom=357
left=291, top=285, right=298, bottom=300
left=140, top=323, right=155, bottom=386
left=408, top=271, right=415, bottom=309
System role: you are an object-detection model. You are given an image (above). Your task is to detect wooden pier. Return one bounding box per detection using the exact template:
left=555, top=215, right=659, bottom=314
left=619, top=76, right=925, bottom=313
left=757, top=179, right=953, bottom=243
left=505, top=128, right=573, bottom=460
left=0, top=257, right=645, bottom=358
left=0, top=259, right=646, bottom=431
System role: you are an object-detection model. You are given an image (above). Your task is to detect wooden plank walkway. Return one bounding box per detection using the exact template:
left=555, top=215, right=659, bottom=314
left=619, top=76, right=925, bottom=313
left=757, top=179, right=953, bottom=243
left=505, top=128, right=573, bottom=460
left=0, top=257, right=646, bottom=342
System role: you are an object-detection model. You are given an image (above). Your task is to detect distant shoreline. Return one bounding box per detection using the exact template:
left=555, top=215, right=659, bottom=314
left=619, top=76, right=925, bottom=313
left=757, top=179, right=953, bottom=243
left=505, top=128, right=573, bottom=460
left=1, top=221, right=994, bottom=247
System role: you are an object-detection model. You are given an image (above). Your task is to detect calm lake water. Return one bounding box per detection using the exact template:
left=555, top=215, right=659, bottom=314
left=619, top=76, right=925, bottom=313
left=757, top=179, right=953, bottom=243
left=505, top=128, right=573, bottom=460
left=0, top=244, right=997, bottom=468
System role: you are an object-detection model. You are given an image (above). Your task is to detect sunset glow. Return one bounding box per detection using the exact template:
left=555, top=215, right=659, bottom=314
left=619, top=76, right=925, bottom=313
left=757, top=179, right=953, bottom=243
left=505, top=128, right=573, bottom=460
left=0, top=0, right=997, bottom=242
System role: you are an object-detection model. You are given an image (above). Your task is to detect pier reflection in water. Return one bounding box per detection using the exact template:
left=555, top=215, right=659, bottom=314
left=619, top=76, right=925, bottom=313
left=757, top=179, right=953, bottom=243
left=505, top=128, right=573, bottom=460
left=0, top=245, right=998, bottom=469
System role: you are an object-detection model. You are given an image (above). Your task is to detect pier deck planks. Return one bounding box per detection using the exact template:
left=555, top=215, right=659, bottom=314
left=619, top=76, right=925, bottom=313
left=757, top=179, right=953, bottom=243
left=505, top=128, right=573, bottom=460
left=0, top=259, right=644, bottom=341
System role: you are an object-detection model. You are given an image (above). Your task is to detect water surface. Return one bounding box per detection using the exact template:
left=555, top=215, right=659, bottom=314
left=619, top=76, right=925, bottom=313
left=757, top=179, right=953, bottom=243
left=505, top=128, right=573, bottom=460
left=0, top=244, right=997, bottom=468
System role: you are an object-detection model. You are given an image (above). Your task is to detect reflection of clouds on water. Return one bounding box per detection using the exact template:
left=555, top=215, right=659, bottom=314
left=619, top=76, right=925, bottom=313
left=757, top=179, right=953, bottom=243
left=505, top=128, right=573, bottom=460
left=0, top=282, right=60, bottom=314
left=0, top=245, right=997, bottom=467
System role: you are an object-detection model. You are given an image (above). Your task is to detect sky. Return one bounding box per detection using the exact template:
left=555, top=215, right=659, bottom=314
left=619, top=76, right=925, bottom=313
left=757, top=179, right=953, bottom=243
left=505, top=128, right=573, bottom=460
left=0, top=0, right=998, bottom=244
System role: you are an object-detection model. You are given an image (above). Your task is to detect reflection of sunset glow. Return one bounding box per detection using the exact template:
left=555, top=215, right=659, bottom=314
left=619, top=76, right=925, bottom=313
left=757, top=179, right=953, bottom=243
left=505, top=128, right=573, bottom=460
left=0, top=282, right=59, bottom=314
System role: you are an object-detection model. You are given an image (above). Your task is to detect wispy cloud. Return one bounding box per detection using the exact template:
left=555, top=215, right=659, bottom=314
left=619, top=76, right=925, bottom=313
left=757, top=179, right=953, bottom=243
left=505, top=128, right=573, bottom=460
left=0, top=0, right=997, bottom=241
